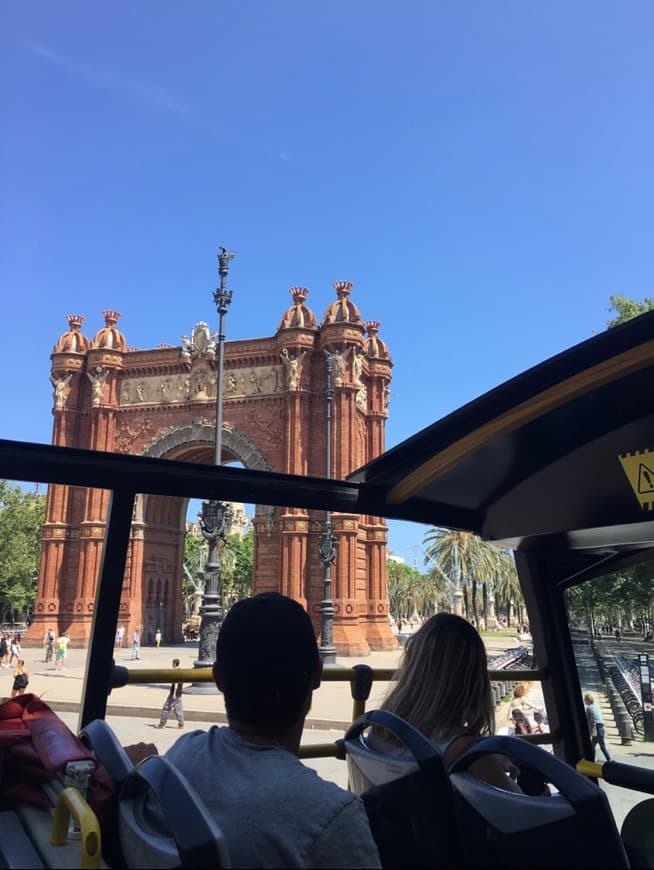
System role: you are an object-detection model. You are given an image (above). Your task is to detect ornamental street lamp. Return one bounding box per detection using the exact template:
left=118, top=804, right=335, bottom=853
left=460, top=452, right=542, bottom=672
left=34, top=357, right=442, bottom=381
left=318, top=351, right=337, bottom=663
left=193, top=248, right=235, bottom=680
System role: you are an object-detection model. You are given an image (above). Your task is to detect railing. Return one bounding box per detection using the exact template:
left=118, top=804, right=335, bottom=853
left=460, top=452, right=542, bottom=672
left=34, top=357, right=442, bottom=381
left=576, top=759, right=654, bottom=796
left=110, top=662, right=553, bottom=759
left=51, top=787, right=102, bottom=870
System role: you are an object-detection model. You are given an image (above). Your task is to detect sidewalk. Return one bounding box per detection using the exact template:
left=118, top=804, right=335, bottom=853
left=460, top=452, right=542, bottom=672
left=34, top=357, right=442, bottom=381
left=12, top=634, right=525, bottom=730
left=10, top=643, right=405, bottom=731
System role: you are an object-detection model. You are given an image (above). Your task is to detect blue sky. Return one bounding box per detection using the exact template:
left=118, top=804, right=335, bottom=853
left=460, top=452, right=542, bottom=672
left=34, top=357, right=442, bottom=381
left=2, top=2, right=653, bottom=562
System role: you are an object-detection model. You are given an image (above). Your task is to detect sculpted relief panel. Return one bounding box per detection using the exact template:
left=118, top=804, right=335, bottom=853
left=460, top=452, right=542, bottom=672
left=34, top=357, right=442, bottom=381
left=120, top=365, right=283, bottom=406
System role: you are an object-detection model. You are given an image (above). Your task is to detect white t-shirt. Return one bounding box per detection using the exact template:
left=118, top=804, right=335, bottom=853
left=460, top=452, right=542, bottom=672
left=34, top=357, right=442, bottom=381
left=162, top=726, right=381, bottom=869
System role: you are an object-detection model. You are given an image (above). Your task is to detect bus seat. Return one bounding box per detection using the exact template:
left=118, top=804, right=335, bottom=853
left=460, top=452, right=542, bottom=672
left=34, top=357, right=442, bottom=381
left=449, top=735, right=629, bottom=869
left=0, top=810, right=45, bottom=869
left=118, top=755, right=230, bottom=869
left=344, top=710, right=459, bottom=868
left=78, top=719, right=134, bottom=788
left=344, top=709, right=434, bottom=793
left=620, top=797, right=654, bottom=869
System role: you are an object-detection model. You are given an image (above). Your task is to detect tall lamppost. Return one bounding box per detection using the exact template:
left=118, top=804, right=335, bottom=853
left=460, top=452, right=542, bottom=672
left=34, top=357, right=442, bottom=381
left=318, top=351, right=337, bottom=664
left=194, top=248, right=235, bottom=676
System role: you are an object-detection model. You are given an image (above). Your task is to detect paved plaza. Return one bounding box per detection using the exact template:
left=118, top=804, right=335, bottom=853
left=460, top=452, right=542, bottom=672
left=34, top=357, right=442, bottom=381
left=4, top=633, right=652, bottom=823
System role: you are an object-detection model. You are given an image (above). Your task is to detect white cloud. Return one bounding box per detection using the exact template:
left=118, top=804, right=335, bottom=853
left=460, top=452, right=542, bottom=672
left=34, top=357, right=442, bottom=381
left=23, top=40, right=189, bottom=116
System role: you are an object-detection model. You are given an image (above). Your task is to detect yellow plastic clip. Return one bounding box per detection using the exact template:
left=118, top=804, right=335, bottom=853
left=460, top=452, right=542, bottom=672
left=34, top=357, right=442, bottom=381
left=576, top=758, right=604, bottom=780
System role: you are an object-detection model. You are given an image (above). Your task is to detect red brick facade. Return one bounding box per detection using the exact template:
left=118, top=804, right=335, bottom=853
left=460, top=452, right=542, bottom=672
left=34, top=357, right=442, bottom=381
left=28, top=284, right=396, bottom=654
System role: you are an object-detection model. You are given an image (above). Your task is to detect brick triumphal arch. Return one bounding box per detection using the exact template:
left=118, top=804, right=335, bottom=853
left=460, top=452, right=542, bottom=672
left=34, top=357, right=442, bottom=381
left=30, top=282, right=396, bottom=654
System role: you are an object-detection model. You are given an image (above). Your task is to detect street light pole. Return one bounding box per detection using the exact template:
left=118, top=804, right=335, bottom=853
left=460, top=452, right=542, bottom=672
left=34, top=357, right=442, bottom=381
left=193, top=248, right=235, bottom=679
left=318, top=351, right=337, bottom=664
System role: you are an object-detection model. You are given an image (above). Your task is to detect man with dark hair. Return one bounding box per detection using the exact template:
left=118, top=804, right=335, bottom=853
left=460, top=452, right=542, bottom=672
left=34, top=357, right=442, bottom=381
left=163, top=592, right=380, bottom=868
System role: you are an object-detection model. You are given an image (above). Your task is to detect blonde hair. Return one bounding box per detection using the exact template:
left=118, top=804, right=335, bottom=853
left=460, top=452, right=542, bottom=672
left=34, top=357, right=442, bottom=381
left=584, top=692, right=594, bottom=704
left=379, top=613, right=494, bottom=742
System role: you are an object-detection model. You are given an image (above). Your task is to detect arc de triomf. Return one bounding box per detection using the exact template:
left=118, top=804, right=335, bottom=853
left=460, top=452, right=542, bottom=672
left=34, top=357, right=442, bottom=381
left=29, top=281, right=396, bottom=655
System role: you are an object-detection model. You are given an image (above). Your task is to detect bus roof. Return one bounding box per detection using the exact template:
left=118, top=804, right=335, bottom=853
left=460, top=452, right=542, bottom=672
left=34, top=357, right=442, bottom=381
left=350, top=309, right=654, bottom=585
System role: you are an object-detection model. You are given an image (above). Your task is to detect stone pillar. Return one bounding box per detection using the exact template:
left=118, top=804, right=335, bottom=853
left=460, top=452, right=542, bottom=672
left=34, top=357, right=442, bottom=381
left=363, top=519, right=396, bottom=650
left=26, top=356, right=85, bottom=645
left=332, top=514, right=370, bottom=656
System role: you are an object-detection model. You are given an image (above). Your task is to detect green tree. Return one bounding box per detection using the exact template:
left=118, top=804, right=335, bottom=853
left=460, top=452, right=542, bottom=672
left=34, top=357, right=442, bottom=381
left=423, top=527, right=523, bottom=627
left=606, top=295, right=654, bottom=328
left=183, top=530, right=206, bottom=619
left=0, top=481, right=46, bottom=623
left=494, top=549, right=524, bottom=628
left=222, top=531, right=254, bottom=604
left=566, top=566, right=654, bottom=636
left=386, top=560, right=444, bottom=622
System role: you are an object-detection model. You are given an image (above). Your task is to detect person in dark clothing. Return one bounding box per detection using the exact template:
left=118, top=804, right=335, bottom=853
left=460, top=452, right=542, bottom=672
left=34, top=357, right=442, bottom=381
left=511, top=708, right=533, bottom=735
left=155, top=658, right=184, bottom=728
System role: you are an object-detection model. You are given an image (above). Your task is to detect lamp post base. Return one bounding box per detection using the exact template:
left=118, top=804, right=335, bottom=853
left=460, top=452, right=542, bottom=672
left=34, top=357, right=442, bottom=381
left=186, top=598, right=221, bottom=692
left=319, top=645, right=337, bottom=665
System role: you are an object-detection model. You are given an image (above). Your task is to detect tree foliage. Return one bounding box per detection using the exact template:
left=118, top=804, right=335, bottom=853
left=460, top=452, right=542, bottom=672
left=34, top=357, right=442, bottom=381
left=222, top=531, right=254, bottom=604
left=0, top=481, right=46, bottom=623
left=423, top=527, right=523, bottom=628
left=386, top=559, right=448, bottom=621
left=182, top=528, right=253, bottom=618
left=566, top=564, right=654, bottom=634
left=606, top=295, right=654, bottom=329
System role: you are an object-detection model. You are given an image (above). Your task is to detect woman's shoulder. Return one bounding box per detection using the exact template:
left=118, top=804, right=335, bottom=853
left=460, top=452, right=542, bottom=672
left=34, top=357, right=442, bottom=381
left=439, top=732, right=482, bottom=765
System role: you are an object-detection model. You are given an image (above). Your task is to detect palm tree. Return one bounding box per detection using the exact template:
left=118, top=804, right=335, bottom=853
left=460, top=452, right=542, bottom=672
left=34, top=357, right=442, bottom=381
left=423, top=528, right=519, bottom=627
left=494, top=549, right=523, bottom=627
left=386, top=559, right=448, bottom=622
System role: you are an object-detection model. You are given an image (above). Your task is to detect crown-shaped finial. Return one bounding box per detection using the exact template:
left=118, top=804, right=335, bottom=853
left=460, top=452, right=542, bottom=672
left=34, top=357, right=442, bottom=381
left=67, top=314, right=85, bottom=330
left=289, top=287, right=310, bottom=305
left=365, top=321, right=381, bottom=335
left=102, top=310, right=121, bottom=325
left=333, top=281, right=353, bottom=298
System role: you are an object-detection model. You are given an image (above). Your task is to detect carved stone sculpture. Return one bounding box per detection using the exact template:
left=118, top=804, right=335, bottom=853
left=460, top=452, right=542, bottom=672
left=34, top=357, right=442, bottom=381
left=87, top=367, right=108, bottom=407
left=281, top=349, right=307, bottom=390
left=50, top=373, right=73, bottom=410
left=352, top=348, right=364, bottom=386
left=332, top=350, right=346, bottom=387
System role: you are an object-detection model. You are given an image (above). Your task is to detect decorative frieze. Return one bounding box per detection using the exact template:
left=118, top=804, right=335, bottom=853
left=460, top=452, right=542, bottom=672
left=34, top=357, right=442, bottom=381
left=119, top=365, right=283, bottom=406
left=115, top=419, right=154, bottom=453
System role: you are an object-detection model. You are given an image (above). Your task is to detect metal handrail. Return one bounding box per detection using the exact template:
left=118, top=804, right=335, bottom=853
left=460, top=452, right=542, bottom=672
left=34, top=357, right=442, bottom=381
left=50, top=787, right=102, bottom=870
left=577, top=759, right=654, bottom=795
left=111, top=662, right=550, bottom=759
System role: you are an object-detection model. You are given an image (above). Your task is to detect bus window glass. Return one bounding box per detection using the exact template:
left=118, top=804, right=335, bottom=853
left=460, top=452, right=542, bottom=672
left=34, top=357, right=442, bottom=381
left=565, top=568, right=654, bottom=828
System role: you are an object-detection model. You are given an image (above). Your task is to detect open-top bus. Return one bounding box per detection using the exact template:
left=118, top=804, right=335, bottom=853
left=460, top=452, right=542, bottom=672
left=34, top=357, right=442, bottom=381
left=1, top=309, right=654, bottom=867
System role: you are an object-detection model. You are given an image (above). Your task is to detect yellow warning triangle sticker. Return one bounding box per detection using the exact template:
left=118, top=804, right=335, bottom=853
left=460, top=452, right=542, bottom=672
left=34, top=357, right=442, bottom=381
left=638, top=464, right=654, bottom=494
left=619, top=450, right=654, bottom=510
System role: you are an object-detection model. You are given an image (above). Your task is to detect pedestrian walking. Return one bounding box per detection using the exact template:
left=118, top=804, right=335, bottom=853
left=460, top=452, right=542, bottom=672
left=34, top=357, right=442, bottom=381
left=9, top=635, right=21, bottom=667
left=584, top=692, right=611, bottom=762
left=44, top=628, right=55, bottom=663
left=155, top=628, right=162, bottom=648
left=131, top=629, right=141, bottom=660
left=0, top=635, right=8, bottom=668
left=54, top=631, right=70, bottom=670
left=116, top=625, right=125, bottom=648
left=155, top=658, right=184, bottom=729
left=11, top=659, right=29, bottom=696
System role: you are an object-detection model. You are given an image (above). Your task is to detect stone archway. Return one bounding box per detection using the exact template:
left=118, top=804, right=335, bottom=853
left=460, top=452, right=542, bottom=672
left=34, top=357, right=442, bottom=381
left=30, top=284, right=397, bottom=653
left=131, top=423, right=271, bottom=644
